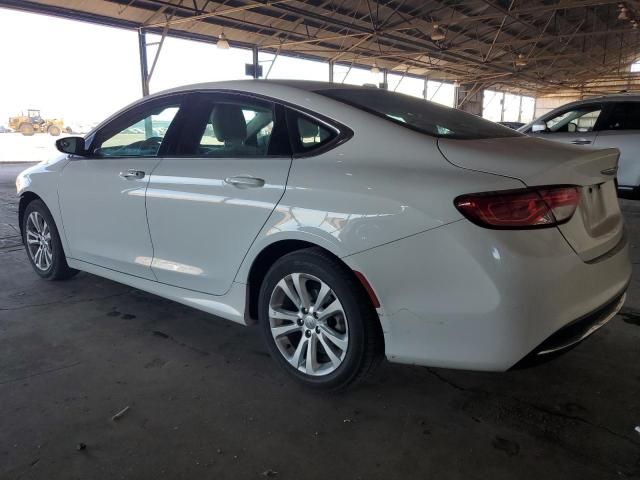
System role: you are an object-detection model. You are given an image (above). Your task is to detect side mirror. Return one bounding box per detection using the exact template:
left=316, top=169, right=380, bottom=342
left=531, top=121, right=547, bottom=133
left=56, top=136, right=87, bottom=156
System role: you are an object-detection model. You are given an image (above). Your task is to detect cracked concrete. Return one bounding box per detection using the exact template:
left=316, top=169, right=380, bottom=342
left=1, top=163, right=639, bottom=480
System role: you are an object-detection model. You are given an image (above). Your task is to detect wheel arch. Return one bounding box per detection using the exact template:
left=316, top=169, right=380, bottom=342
left=18, top=191, right=42, bottom=235
left=243, top=239, right=382, bottom=337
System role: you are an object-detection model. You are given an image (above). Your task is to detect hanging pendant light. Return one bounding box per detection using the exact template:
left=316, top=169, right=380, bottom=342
left=217, top=32, right=230, bottom=50
left=370, top=63, right=380, bottom=75
left=618, top=5, right=629, bottom=20
left=515, top=54, right=527, bottom=66
left=431, top=24, right=446, bottom=41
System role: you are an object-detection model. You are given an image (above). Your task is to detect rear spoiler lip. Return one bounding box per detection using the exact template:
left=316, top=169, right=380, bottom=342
left=437, top=137, right=620, bottom=188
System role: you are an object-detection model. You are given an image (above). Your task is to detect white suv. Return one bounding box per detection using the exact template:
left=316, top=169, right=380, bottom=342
left=520, top=95, right=640, bottom=193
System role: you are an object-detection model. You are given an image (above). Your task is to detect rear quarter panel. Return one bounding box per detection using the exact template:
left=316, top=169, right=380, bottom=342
left=235, top=112, right=526, bottom=283
left=593, top=129, right=640, bottom=188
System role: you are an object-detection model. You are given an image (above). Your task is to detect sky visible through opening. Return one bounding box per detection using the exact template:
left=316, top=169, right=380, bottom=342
left=0, top=8, right=462, bottom=128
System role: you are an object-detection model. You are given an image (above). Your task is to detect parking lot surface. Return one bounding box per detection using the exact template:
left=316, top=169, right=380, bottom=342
left=1, top=163, right=639, bottom=480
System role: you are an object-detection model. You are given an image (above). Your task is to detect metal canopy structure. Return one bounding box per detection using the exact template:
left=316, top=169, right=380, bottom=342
left=2, top=0, right=640, bottom=96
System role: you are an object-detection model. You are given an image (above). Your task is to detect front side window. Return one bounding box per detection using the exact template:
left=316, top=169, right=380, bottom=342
left=545, top=106, right=602, bottom=133
left=316, top=87, right=518, bottom=140
left=94, top=102, right=181, bottom=157
left=604, top=102, right=640, bottom=130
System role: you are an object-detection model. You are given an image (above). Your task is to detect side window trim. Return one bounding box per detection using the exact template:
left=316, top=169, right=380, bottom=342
left=285, top=107, right=353, bottom=158
left=590, top=103, right=607, bottom=132
left=86, top=93, right=186, bottom=159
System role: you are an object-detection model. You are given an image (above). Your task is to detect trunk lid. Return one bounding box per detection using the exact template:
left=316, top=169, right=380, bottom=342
left=438, top=136, right=623, bottom=262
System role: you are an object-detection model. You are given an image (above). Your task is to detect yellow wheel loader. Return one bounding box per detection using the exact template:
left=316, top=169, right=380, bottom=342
left=9, top=109, right=64, bottom=136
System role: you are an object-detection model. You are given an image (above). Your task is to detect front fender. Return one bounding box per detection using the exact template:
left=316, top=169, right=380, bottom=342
left=16, top=155, right=71, bottom=253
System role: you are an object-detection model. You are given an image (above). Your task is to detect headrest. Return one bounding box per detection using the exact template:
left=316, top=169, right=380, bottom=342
left=212, top=104, right=247, bottom=142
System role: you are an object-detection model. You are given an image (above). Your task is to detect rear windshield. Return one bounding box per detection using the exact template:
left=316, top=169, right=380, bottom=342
left=315, top=88, right=520, bottom=140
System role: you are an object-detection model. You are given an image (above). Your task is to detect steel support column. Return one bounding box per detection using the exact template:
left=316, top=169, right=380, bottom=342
left=138, top=29, right=150, bottom=97
left=329, top=60, right=334, bottom=82
left=252, top=46, right=259, bottom=79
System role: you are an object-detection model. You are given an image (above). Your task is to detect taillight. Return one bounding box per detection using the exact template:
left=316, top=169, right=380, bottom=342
left=454, top=186, right=580, bottom=229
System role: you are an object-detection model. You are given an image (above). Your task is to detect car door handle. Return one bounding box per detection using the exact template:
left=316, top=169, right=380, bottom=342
left=571, top=139, right=592, bottom=145
left=119, top=169, right=145, bottom=180
left=224, top=176, right=265, bottom=188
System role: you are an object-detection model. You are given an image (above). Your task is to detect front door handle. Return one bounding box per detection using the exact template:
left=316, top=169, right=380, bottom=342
left=224, top=176, right=265, bottom=188
left=571, top=139, right=592, bottom=145
left=119, top=169, right=145, bottom=180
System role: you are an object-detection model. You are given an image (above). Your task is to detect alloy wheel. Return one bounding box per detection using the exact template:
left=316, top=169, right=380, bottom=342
left=25, top=211, right=53, bottom=271
left=269, top=273, right=349, bottom=376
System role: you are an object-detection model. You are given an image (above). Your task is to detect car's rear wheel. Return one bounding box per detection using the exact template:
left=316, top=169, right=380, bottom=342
left=258, top=248, right=382, bottom=390
left=22, top=199, right=78, bottom=280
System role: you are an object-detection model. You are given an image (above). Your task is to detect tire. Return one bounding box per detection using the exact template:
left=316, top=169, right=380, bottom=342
left=19, top=123, right=34, bottom=136
left=258, top=248, right=383, bottom=390
left=48, top=125, right=61, bottom=136
left=22, top=199, right=78, bottom=281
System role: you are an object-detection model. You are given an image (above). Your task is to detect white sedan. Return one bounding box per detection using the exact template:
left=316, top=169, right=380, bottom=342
left=16, top=81, right=630, bottom=389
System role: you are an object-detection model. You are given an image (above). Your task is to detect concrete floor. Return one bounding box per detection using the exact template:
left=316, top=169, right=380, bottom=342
left=1, top=163, right=639, bottom=480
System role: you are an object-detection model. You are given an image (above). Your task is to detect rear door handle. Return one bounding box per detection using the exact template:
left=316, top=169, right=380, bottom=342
left=571, top=139, right=592, bottom=145
left=119, top=169, right=145, bottom=180
left=224, top=176, right=265, bottom=188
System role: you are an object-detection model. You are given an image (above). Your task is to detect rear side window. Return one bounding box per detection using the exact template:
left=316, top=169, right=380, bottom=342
left=287, top=110, right=337, bottom=154
left=197, top=102, right=274, bottom=157
left=315, top=88, right=519, bottom=140
left=172, top=93, right=291, bottom=158
left=604, top=102, right=640, bottom=130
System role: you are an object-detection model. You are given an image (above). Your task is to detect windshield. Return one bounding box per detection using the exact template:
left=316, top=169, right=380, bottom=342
left=315, top=88, right=520, bottom=140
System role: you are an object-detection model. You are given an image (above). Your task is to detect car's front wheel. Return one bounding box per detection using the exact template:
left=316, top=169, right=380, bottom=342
left=258, top=248, right=382, bottom=390
left=22, top=199, right=78, bottom=280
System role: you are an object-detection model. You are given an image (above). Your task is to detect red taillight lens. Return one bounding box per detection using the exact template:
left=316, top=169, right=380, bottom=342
left=454, top=186, right=580, bottom=229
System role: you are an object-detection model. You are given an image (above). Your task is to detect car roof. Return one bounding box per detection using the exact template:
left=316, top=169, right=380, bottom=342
left=158, top=79, right=376, bottom=96
left=556, top=93, right=640, bottom=108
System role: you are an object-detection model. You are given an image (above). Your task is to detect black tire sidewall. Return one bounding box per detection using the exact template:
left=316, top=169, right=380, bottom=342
left=258, top=251, right=370, bottom=390
left=22, top=200, right=70, bottom=280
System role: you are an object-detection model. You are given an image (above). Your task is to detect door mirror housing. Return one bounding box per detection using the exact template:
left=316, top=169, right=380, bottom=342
left=531, top=121, right=547, bottom=133
left=56, top=136, right=87, bottom=156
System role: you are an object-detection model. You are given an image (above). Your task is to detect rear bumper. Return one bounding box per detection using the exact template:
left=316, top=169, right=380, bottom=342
left=342, top=220, right=631, bottom=371
left=511, top=290, right=626, bottom=368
